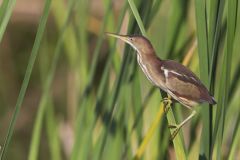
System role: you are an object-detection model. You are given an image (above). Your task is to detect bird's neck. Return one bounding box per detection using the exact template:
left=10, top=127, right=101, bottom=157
left=137, top=52, right=162, bottom=74
left=135, top=41, right=162, bottom=66
left=136, top=52, right=162, bottom=86
left=137, top=51, right=161, bottom=64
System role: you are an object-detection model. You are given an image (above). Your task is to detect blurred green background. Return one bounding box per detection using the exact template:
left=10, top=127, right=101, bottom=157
left=0, top=0, right=240, bottom=159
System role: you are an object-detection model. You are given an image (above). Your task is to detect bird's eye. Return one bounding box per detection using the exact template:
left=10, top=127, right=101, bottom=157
left=130, top=38, right=133, bottom=41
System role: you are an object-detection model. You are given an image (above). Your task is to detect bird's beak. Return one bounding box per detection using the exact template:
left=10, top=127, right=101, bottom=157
left=105, top=32, right=130, bottom=44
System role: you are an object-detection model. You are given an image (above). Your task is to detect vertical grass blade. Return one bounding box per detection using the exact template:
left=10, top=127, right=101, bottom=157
left=134, top=102, right=164, bottom=159
left=208, top=0, right=220, bottom=56
left=166, top=104, right=187, bottom=160
left=214, top=0, right=237, bottom=159
left=0, top=0, right=52, bottom=159
left=206, top=0, right=226, bottom=157
left=28, top=0, right=77, bottom=159
left=127, top=0, right=147, bottom=37
left=71, top=1, right=113, bottom=159
left=51, top=0, right=79, bottom=66
left=208, top=0, right=225, bottom=85
left=227, top=114, right=240, bottom=159
left=163, top=0, right=188, bottom=58
left=0, top=0, right=16, bottom=42
left=194, top=0, right=211, bottom=159
left=83, top=0, right=112, bottom=92
left=45, top=100, right=61, bottom=160
left=76, top=0, right=89, bottom=88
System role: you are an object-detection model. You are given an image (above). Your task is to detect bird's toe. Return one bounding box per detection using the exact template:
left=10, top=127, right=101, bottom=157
left=168, top=124, right=178, bottom=129
left=170, top=128, right=180, bottom=140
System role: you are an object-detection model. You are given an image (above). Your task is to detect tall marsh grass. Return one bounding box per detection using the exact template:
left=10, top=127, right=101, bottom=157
left=0, top=0, right=239, bottom=159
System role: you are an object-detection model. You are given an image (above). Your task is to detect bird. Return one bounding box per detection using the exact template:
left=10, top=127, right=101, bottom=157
left=106, top=32, right=217, bottom=139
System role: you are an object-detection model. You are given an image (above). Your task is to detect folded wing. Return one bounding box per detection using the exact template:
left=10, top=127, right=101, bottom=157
left=161, top=60, right=216, bottom=105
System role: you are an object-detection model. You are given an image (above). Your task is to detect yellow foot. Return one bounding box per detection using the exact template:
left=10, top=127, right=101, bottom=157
left=168, top=124, right=180, bottom=140
left=162, top=98, right=172, bottom=114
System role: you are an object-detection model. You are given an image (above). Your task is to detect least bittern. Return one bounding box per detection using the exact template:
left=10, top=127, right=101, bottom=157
left=106, top=33, right=216, bottom=139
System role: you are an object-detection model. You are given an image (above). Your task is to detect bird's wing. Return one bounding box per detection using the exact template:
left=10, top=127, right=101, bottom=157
left=160, top=60, right=215, bottom=104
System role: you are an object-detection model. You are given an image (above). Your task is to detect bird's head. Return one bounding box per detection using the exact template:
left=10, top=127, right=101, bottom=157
left=106, top=32, right=154, bottom=55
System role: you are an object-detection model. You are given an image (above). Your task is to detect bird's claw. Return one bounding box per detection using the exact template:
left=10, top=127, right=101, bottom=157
left=168, top=124, right=178, bottom=128
left=162, top=98, right=172, bottom=114
left=168, top=124, right=180, bottom=140
left=164, top=104, right=171, bottom=114
left=171, top=128, right=180, bottom=140
left=162, top=97, right=172, bottom=104
left=162, top=97, right=182, bottom=140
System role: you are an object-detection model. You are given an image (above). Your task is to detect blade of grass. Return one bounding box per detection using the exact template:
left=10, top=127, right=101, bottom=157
left=127, top=0, right=147, bottom=37
left=96, top=43, right=132, bottom=160
left=0, top=0, right=16, bottom=42
left=80, top=0, right=112, bottom=96
left=51, top=0, right=79, bottom=67
left=28, top=95, right=49, bottom=160
left=229, top=6, right=240, bottom=100
left=131, top=71, right=143, bottom=141
left=70, top=2, right=117, bottom=158
left=76, top=0, right=89, bottom=87
left=71, top=0, right=113, bottom=159
left=208, top=0, right=225, bottom=87
left=227, top=113, right=240, bottom=159
left=148, top=0, right=163, bottom=23
left=76, top=1, right=113, bottom=124
left=94, top=3, right=147, bottom=157
left=205, top=0, right=226, bottom=158
left=213, top=43, right=227, bottom=160
left=163, top=0, right=188, bottom=58
left=95, top=0, right=141, bottom=158
left=52, top=0, right=89, bottom=126
left=229, top=63, right=240, bottom=100
left=214, top=0, right=237, bottom=159
left=45, top=99, right=61, bottom=160
left=165, top=102, right=187, bottom=160
left=208, top=0, right=220, bottom=57
left=71, top=0, right=130, bottom=159
left=195, top=0, right=211, bottom=159
left=70, top=0, right=116, bottom=156
left=91, top=1, right=150, bottom=158
left=0, top=0, right=8, bottom=24
left=27, top=0, right=77, bottom=159
left=0, top=0, right=51, bottom=159
left=133, top=102, right=164, bottom=159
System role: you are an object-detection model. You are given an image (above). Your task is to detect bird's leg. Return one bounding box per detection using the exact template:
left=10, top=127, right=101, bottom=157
left=162, top=96, right=172, bottom=114
left=168, top=110, right=196, bottom=140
